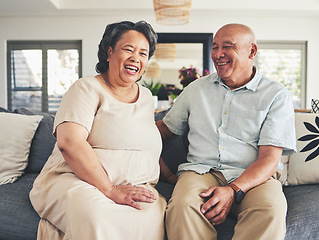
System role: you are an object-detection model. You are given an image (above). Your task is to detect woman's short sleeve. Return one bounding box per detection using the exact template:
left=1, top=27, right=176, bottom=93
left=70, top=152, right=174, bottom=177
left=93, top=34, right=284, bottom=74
left=53, top=77, right=102, bottom=137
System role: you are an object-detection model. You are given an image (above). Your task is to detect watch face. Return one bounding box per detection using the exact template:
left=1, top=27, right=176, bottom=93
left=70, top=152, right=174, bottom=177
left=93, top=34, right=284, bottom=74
left=236, top=190, right=245, bottom=203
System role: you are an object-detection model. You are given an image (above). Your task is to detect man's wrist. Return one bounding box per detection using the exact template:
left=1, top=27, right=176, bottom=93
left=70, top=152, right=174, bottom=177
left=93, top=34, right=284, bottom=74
left=228, top=182, right=245, bottom=203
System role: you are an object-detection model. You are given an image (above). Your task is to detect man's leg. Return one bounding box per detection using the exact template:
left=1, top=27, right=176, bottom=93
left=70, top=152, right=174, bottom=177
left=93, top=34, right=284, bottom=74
left=233, top=178, right=287, bottom=240
left=166, top=170, right=226, bottom=240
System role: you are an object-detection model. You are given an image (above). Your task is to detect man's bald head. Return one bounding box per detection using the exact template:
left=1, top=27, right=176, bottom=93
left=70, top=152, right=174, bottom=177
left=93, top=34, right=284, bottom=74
left=211, top=23, right=258, bottom=89
left=215, top=23, right=256, bottom=45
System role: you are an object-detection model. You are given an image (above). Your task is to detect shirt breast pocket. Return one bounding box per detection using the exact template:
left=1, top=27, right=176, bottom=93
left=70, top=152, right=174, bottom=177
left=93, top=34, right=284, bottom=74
left=229, top=108, right=268, bottom=142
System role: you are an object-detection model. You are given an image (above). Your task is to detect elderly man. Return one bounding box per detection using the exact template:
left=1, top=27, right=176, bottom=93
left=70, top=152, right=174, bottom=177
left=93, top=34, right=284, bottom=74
left=157, top=23, right=296, bottom=240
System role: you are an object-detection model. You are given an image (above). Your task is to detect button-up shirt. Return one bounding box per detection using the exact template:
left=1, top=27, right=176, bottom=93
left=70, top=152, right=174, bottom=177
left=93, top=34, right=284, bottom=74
left=163, top=69, right=297, bottom=182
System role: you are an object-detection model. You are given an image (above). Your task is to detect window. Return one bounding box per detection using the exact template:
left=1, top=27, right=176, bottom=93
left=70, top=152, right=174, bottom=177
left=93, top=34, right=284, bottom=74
left=255, top=41, right=307, bottom=109
left=7, top=41, right=82, bottom=113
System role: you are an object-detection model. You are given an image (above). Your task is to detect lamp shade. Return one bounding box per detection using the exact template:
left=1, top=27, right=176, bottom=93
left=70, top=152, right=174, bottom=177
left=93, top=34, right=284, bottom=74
left=153, top=0, right=192, bottom=25
left=155, top=43, right=176, bottom=61
left=145, top=61, right=162, bottom=79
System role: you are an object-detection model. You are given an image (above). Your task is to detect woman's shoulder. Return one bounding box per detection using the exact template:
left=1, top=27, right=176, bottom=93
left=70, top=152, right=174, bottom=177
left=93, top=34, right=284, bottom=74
left=73, top=76, right=99, bottom=87
left=68, top=76, right=104, bottom=93
left=138, top=83, right=153, bottom=98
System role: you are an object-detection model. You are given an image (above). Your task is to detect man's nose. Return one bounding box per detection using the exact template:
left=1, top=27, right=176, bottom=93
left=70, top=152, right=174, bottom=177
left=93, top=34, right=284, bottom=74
left=214, top=49, right=225, bottom=59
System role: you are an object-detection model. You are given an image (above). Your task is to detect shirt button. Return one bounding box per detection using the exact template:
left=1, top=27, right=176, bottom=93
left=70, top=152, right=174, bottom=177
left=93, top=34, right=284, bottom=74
left=224, top=110, right=228, bottom=114
left=221, top=146, right=224, bottom=150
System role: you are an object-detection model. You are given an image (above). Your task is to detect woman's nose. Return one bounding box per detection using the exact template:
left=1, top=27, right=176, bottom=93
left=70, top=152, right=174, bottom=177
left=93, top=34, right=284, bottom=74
left=129, top=52, right=140, bottom=63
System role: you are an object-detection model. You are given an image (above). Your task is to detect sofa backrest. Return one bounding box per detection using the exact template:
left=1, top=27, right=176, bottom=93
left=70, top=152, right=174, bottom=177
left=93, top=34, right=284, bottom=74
left=155, top=109, right=188, bottom=174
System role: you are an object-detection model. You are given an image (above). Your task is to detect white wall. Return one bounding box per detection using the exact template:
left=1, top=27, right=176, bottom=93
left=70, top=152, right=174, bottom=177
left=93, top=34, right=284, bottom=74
left=1, top=13, right=318, bottom=108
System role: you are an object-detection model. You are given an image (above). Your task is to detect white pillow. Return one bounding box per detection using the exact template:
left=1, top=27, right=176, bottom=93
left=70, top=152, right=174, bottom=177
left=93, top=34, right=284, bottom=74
left=0, top=112, right=43, bottom=184
left=277, top=155, right=289, bottom=186
left=287, top=113, right=319, bottom=185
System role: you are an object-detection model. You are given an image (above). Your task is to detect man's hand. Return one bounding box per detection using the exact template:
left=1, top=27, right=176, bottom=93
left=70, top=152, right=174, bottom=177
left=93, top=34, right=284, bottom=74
left=105, top=184, right=156, bottom=210
left=200, top=186, right=235, bottom=225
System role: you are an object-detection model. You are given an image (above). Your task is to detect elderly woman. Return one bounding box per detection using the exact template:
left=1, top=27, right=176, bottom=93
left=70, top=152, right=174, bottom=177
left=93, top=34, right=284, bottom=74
left=30, top=21, right=167, bottom=240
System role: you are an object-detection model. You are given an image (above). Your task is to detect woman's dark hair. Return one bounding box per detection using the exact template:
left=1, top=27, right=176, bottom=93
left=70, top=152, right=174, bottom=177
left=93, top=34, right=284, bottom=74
left=96, top=20, right=158, bottom=74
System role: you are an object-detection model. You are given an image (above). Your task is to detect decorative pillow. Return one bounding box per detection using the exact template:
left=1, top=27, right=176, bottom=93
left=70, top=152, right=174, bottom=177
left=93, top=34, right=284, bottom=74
left=13, top=108, right=56, bottom=173
left=277, top=155, right=289, bottom=186
left=311, top=99, right=319, bottom=114
left=0, top=112, right=43, bottom=184
left=287, top=113, right=319, bottom=185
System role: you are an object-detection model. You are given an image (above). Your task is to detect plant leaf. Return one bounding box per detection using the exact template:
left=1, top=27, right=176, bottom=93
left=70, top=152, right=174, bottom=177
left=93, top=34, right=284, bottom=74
left=300, top=139, right=319, bottom=152
left=298, top=134, right=319, bottom=141
left=305, top=146, right=319, bottom=162
left=303, top=122, right=319, bottom=134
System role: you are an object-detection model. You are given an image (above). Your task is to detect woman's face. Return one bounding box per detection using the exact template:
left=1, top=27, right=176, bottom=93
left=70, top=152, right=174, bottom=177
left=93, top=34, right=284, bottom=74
left=107, top=30, right=150, bottom=85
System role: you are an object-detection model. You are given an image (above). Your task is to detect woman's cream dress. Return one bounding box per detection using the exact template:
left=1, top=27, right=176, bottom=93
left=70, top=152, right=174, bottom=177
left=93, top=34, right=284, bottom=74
left=29, top=76, right=166, bottom=240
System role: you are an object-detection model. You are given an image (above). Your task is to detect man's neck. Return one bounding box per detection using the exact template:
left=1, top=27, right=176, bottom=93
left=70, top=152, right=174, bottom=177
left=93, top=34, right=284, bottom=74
left=223, top=66, right=256, bottom=90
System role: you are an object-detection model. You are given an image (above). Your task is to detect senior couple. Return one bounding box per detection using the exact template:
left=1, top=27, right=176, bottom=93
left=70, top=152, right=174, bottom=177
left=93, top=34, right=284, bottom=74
left=30, top=20, right=296, bottom=240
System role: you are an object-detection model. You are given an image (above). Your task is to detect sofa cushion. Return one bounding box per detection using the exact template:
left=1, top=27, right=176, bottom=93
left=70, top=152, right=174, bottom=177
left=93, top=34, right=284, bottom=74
left=288, top=113, right=319, bottom=185
left=0, top=173, right=40, bottom=240
left=0, top=107, right=10, bottom=113
left=0, top=112, right=42, bottom=184
left=283, top=184, right=319, bottom=240
left=13, top=108, right=56, bottom=173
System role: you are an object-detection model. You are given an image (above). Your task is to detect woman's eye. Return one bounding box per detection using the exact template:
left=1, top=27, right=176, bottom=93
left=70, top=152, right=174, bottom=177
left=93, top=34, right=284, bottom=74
left=140, top=52, right=148, bottom=57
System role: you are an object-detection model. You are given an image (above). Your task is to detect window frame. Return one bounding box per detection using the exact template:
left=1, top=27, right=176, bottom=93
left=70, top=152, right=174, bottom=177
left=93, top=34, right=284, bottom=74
left=255, top=40, right=307, bottom=109
left=7, top=40, right=82, bottom=112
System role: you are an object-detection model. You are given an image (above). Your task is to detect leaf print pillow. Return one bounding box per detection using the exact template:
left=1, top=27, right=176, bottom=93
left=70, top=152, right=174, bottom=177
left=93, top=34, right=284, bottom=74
left=288, top=113, right=319, bottom=185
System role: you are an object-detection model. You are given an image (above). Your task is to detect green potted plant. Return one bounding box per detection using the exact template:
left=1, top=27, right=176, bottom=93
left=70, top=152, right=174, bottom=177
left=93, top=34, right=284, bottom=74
left=142, top=79, right=162, bottom=96
left=142, top=79, right=162, bottom=109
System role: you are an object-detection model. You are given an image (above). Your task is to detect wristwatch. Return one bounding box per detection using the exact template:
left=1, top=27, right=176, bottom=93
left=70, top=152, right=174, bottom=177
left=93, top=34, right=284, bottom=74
left=228, top=182, right=245, bottom=203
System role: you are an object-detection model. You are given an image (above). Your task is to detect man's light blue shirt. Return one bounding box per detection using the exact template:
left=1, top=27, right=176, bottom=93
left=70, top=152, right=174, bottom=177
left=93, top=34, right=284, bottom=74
left=163, top=69, right=297, bottom=182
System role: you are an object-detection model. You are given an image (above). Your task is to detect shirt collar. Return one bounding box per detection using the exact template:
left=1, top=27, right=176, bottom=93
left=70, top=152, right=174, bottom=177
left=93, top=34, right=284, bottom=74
left=211, top=66, right=262, bottom=92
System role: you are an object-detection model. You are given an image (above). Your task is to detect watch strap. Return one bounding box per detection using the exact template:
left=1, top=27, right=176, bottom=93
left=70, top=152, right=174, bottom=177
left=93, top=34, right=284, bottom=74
left=229, top=182, right=241, bottom=193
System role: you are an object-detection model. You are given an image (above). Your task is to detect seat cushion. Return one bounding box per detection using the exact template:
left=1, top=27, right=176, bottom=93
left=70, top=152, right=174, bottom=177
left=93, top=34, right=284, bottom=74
left=283, top=184, right=319, bottom=240
left=0, top=173, right=40, bottom=240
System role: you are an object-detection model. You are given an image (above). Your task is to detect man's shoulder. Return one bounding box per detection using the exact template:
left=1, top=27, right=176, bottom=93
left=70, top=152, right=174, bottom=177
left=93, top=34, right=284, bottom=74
left=258, top=74, right=289, bottom=95
left=187, top=73, right=217, bottom=89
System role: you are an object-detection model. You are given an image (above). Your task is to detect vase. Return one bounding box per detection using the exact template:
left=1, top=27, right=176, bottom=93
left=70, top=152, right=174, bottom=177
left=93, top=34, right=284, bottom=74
left=153, top=95, right=158, bottom=110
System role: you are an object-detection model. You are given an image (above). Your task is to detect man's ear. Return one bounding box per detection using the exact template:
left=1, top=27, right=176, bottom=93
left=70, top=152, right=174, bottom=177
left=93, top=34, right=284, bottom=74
left=249, top=43, right=257, bottom=59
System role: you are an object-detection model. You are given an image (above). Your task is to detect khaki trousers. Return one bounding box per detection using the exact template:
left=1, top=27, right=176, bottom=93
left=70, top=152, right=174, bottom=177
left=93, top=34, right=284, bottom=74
left=165, top=170, right=287, bottom=240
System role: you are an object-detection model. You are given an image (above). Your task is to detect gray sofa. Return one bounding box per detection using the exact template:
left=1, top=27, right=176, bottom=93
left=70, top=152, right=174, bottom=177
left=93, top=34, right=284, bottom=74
left=0, top=107, right=318, bottom=240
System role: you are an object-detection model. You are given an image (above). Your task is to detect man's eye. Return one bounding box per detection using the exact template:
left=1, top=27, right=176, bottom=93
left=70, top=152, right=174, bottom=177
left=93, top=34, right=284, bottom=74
left=212, top=47, right=218, bottom=51
left=223, top=46, right=232, bottom=49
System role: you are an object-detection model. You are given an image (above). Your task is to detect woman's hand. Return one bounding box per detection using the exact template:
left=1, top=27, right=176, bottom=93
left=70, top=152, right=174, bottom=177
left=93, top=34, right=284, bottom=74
left=105, top=183, right=156, bottom=210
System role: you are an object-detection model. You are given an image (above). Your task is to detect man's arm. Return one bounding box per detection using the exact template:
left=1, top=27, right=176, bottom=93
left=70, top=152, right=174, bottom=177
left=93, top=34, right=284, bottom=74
left=200, top=145, right=283, bottom=225
left=230, top=145, right=283, bottom=192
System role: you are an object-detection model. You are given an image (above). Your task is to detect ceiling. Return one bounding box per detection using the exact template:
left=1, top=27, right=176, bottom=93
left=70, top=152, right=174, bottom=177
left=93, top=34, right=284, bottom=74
left=1, top=0, right=319, bottom=18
